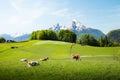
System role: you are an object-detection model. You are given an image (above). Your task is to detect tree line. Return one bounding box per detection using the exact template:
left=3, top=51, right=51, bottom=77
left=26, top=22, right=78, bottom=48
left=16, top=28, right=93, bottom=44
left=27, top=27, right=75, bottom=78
left=1, top=29, right=119, bottom=47
left=0, top=37, right=16, bottom=43
left=30, top=30, right=58, bottom=40
left=30, top=30, right=119, bottom=47
left=30, top=30, right=76, bottom=43
left=77, top=34, right=119, bottom=47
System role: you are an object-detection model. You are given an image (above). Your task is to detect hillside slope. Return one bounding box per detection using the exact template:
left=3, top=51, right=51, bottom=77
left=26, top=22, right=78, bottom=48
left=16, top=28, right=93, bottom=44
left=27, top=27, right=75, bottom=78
left=107, top=29, right=120, bottom=43
left=0, top=40, right=119, bottom=58
left=0, top=40, right=120, bottom=80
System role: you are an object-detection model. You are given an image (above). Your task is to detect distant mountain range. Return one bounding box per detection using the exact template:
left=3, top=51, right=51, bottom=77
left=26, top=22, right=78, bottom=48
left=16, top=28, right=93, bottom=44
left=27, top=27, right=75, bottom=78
left=0, top=20, right=106, bottom=41
left=0, top=33, right=30, bottom=42
left=49, top=20, right=105, bottom=39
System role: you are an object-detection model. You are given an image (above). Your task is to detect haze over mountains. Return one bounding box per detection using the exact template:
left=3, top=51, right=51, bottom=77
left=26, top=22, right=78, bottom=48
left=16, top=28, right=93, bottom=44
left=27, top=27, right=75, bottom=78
left=0, top=33, right=30, bottom=42
left=0, top=20, right=105, bottom=41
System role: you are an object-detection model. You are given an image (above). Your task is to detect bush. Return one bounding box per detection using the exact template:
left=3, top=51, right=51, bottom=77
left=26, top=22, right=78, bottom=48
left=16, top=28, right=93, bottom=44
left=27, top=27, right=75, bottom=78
left=30, top=30, right=58, bottom=40
left=58, top=30, right=76, bottom=43
left=77, top=34, right=98, bottom=46
left=0, top=37, right=6, bottom=43
left=7, top=40, right=16, bottom=43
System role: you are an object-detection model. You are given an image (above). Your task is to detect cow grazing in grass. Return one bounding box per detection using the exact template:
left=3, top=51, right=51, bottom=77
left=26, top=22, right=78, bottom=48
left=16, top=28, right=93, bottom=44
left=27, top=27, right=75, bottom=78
left=71, top=54, right=81, bottom=61
left=20, top=58, right=27, bottom=62
left=11, top=46, right=18, bottom=49
left=25, top=60, right=39, bottom=67
left=40, top=57, right=49, bottom=61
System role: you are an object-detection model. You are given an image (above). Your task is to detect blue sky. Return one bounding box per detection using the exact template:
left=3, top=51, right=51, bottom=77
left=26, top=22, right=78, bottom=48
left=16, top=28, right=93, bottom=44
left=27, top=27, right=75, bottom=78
left=0, top=0, right=120, bottom=34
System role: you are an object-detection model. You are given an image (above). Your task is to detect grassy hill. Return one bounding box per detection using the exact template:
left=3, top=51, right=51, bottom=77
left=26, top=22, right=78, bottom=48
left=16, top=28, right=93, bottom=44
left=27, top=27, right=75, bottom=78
left=0, top=40, right=120, bottom=80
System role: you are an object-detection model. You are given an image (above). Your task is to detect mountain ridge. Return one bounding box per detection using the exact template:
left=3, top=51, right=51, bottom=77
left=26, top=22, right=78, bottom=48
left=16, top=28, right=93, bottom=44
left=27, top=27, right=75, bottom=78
left=0, top=33, right=30, bottom=42
left=49, top=20, right=105, bottom=39
left=0, top=20, right=105, bottom=41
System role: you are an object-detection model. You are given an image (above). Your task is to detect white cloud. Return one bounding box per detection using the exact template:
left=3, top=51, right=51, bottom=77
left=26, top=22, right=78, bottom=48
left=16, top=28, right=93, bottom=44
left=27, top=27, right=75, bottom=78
left=8, top=16, right=19, bottom=24
left=1, top=0, right=84, bottom=33
left=10, top=0, right=23, bottom=12
left=9, top=0, right=82, bottom=22
left=9, top=0, right=83, bottom=25
left=52, top=8, right=69, bottom=17
left=8, top=8, right=48, bottom=25
left=8, top=0, right=50, bottom=25
left=52, top=8, right=84, bottom=19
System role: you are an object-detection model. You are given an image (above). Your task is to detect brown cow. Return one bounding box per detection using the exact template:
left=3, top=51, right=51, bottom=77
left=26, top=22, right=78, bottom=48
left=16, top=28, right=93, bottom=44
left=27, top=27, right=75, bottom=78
left=40, top=57, right=49, bottom=61
left=71, top=54, right=81, bottom=61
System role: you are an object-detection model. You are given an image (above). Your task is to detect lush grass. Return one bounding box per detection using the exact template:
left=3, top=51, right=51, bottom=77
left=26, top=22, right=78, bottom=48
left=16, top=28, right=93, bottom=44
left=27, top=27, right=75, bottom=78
left=0, top=40, right=120, bottom=80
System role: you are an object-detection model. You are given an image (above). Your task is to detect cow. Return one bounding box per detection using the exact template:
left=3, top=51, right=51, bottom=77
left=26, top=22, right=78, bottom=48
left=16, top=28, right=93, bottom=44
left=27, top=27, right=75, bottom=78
left=24, top=60, right=39, bottom=67
left=71, top=54, right=81, bottom=61
left=40, top=57, right=49, bottom=61
left=27, top=61, right=39, bottom=67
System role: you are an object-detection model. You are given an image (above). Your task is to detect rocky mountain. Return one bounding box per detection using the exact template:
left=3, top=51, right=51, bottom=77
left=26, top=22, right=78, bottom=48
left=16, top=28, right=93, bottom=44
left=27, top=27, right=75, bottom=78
left=0, top=20, right=105, bottom=41
left=0, top=33, right=30, bottom=42
left=49, top=20, right=105, bottom=39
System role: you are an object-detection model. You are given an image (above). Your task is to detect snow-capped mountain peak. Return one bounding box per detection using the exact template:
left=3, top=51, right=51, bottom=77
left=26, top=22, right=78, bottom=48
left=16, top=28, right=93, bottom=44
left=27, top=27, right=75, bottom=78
left=10, top=33, right=27, bottom=38
left=67, top=19, right=86, bottom=31
left=49, top=19, right=105, bottom=39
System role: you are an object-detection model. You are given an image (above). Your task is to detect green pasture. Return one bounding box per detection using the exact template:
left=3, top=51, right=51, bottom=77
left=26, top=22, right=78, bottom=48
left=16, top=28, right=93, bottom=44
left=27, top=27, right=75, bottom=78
left=0, top=40, right=120, bottom=80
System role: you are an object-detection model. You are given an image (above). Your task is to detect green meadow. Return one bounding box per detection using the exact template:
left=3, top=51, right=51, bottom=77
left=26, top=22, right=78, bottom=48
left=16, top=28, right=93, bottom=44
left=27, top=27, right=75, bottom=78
left=0, top=40, right=120, bottom=80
